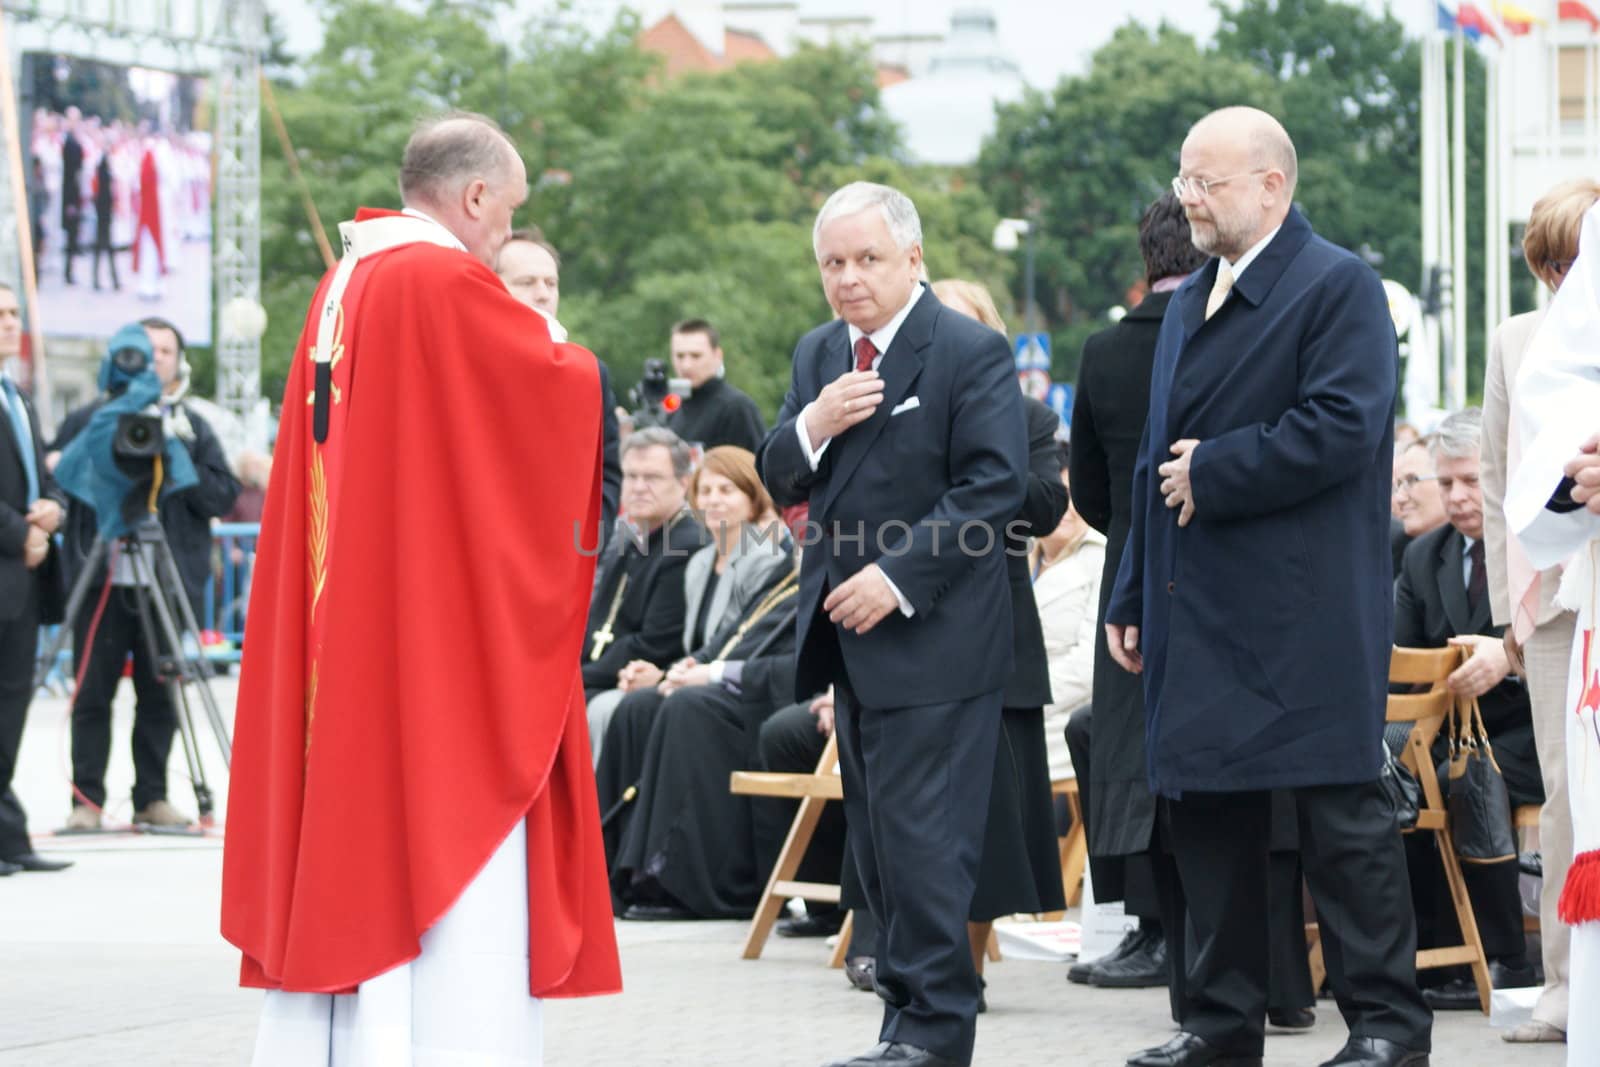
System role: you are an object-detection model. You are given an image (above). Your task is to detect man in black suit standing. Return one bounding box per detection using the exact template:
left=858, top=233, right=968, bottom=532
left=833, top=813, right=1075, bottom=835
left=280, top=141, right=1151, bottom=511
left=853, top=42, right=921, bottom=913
left=760, top=182, right=1026, bottom=1067
left=0, top=283, right=72, bottom=874
left=1107, top=108, right=1430, bottom=1067
left=60, top=109, right=85, bottom=286
left=1393, top=407, right=1542, bottom=1007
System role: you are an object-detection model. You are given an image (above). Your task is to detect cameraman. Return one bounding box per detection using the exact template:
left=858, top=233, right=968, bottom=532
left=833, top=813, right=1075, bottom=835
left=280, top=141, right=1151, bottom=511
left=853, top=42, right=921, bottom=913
left=50, top=319, right=239, bottom=831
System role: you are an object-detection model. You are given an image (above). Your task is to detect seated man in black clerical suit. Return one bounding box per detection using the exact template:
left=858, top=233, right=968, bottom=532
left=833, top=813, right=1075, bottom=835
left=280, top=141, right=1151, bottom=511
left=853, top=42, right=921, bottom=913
left=598, top=558, right=800, bottom=919
left=1393, top=408, right=1543, bottom=1009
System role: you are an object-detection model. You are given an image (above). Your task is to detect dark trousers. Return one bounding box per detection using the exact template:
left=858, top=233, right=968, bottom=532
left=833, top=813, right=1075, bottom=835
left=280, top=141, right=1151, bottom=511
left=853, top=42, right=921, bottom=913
left=835, top=677, right=1000, bottom=1067
left=70, top=588, right=177, bottom=811
left=92, top=223, right=119, bottom=290
left=754, top=701, right=846, bottom=899
left=0, top=581, right=39, bottom=858
left=1156, top=783, right=1431, bottom=1057
left=1065, top=703, right=1163, bottom=919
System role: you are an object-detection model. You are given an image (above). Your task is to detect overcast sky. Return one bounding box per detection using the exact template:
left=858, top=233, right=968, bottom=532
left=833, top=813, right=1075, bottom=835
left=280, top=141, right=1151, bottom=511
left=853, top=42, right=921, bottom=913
left=272, top=0, right=1433, bottom=90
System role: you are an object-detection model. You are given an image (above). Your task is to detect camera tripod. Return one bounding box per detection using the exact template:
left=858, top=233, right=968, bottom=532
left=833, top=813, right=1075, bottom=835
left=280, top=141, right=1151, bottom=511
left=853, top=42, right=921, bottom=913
left=34, top=516, right=233, bottom=827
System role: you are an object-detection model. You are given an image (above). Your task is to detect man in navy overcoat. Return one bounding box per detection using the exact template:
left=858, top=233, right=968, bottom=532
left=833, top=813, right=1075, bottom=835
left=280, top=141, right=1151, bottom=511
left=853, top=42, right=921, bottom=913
left=1106, top=107, right=1432, bottom=1067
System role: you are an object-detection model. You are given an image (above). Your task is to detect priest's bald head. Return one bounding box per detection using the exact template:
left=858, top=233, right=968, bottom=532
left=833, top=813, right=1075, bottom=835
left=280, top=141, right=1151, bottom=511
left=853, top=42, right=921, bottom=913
left=400, top=112, right=528, bottom=268
left=1176, top=106, right=1297, bottom=262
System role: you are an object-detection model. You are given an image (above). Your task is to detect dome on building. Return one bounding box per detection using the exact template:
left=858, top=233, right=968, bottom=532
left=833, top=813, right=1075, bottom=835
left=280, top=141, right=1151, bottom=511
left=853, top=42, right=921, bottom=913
left=881, top=6, right=1024, bottom=166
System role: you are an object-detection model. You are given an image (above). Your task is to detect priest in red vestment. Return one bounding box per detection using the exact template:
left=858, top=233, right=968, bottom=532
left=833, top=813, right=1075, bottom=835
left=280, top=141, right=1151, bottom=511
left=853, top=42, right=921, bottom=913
left=221, top=112, right=621, bottom=1065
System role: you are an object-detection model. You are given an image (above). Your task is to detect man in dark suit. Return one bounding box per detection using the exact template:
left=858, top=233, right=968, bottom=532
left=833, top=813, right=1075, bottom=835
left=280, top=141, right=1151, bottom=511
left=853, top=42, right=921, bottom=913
left=1107, top=108, right=1431, bottom=1067
left=60, top=111, right=85, bottom=286
left=1393, top=407, right=1542, bottom=1007
left=0, top=283, right=73, bottom=874
left=1068, top=191, right=1206, bottom=991
left=760, top=181, right=1026, bottom=1067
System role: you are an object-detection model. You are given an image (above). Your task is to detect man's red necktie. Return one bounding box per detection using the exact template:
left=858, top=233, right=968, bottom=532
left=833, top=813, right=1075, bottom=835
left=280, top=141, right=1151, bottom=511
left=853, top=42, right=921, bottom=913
left=854, top=336, right=878, bottom=373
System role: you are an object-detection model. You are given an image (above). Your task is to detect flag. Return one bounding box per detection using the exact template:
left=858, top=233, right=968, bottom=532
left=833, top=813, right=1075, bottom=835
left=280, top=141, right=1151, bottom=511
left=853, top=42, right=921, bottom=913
left=1561, top=0, right=1600, bottom=31
left=1494, top=1, right=1540, bottom=33
left=1457, top=2, right=1502, bottom=40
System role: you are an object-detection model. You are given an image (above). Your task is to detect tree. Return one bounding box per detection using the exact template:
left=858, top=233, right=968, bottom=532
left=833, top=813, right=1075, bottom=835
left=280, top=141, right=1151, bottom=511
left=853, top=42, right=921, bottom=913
left=977, top=22, right=1279, bottom=380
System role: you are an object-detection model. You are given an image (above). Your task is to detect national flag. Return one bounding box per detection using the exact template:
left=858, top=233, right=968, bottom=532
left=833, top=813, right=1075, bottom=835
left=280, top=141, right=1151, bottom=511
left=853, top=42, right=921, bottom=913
left=1457, top=2, right=1502, bottom=41
left=1561, top=0, right=1600, bottom=31
left=1494, top=1, right=1540, bottom=34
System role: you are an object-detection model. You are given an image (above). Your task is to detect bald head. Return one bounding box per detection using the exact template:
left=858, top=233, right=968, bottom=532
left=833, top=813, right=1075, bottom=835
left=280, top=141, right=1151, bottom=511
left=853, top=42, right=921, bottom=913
left=1176, top=107, right=1298, bottom=260
left=400, top=112, right=519, bottom=207
left=398, top=112, right=528, bottom=269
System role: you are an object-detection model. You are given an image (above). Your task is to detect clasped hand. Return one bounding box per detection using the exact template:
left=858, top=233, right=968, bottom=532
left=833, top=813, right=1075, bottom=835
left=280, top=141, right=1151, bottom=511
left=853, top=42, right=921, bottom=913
left=1447, top=634, right=1511, bottom=699
left=805, top=370, right=883, bottom=449
left=1567, top=431, right=1600, bottom=514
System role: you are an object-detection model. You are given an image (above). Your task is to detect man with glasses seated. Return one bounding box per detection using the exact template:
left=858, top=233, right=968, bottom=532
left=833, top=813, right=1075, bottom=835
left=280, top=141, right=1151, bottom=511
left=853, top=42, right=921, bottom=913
left=1393, top=407, right=1543, bottom=1009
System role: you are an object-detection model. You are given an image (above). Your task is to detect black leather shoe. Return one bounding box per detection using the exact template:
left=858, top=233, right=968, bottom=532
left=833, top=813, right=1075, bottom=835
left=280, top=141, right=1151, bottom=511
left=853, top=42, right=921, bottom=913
left=977, top=975, right=986, bottom=1014
left=1267, top=1007, right=1316, bottom=1031
left=4, top=853, right=73, bottom=872
left=1422, top=958, right=1537, bottom=1010
left=0, top=860, right=19, bottom=876
left=1315, top=1037, right=1428, bottom=1067
left=848, top=1042, right=960, bottom=1066
left=1127, top=1032, right=1261, bottom=1067
left=621, top=903, right=695, bottom=921
left=1092, top=931, right=1168, bottom=988
left=822, top=1045, right=887, bottom=1067
left=778, top=910, right=845, bottom=938
left=844, top=955, right=876, bottom=992
left=1070, top=926, right=1144, bottom=984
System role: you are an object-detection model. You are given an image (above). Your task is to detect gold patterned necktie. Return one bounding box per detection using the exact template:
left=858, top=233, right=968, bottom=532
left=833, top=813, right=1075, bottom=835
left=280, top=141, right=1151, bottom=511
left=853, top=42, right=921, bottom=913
left=1205, top=259, right=1235, bottom=321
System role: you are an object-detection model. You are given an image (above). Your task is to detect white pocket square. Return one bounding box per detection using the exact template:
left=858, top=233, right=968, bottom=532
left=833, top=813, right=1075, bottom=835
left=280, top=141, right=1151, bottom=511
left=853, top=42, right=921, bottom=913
left=890, top=397, right=921, bottom=416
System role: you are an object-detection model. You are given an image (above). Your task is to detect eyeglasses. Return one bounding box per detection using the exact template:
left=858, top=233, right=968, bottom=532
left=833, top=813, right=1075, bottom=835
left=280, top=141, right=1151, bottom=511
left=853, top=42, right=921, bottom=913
left=1171, top=170, right=1266, bottom=200
left=1392, top=473, right=1438, bottom=495
left=623, top=471, right=677, bottom=485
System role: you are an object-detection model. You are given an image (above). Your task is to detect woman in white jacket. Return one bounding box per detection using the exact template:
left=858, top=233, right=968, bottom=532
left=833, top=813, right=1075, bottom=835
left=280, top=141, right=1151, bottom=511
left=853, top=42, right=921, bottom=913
left=1032, top=449, right=1105, bottom=781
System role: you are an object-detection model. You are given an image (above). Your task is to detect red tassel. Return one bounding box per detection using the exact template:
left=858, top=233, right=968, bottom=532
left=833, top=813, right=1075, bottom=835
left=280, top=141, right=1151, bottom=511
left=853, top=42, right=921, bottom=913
left=1560, top=850, right=1600, bottom=925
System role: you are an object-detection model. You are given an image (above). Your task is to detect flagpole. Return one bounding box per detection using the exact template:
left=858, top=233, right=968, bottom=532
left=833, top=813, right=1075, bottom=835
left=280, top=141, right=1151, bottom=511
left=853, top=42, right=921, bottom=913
left=1452, top=30, right=1469, bottom=410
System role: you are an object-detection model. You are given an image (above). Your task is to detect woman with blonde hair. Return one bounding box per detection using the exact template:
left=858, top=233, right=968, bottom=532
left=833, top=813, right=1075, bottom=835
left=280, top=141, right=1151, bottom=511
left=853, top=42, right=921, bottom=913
left=1481, top=177, right=1600, bottom=1043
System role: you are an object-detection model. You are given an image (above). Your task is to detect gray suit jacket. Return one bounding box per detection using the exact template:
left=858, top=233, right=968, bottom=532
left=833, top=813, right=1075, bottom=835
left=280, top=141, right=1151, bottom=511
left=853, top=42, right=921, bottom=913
left=1482, top=308, right=1566, bottom=629
left=680, top=531, right=790, bottom=658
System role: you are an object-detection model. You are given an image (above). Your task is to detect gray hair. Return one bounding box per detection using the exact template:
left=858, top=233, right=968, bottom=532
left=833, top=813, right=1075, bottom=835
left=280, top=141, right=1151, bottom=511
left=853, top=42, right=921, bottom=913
left=399, top=111, right=518, bottom=207
left=812, top=182, right=922, bottom=256
left=621, top=426, right=693, bottom=478
left=1429, top=407, right=1482, bottom=463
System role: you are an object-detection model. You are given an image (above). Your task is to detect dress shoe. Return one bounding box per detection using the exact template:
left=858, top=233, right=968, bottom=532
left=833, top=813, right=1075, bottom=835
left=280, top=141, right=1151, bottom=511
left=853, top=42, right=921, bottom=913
left=1267, top=1007, right=1316, bottom=1031
left=63, top=805, right=101, bottom=832
left=778, top=910, right=845, bottom=938
left=842, top=1042, right=960, bottom=1066
left=844, top=955, right=876, bottom=992
left=0, top=860, right=19, bottom=876
left=3, top=853, right=73, bottom=872
left=1422, top=959, right=1538, bottom=1010
left=1500, top=1020, right=1564, bottom=1043
left=1126, top=1031, right=1261, bottom=1067
left=977, top=975, right=986, bottom=1014
left=621, top=903, right=695, bottom=921
left=133, top=799, right=193, bottom=828
left=1070, top=926, right=1144, bottom=984
left=822, top=1044, right=889, bottom=1067
left=1315, top=1036, right=1428, bottom=1066
left=1092, top=931, right=1168, bottom=988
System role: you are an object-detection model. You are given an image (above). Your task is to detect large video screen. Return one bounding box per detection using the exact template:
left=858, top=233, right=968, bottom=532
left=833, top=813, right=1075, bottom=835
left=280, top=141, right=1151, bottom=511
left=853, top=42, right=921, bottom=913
left=23, top=52, right=212, bottom=344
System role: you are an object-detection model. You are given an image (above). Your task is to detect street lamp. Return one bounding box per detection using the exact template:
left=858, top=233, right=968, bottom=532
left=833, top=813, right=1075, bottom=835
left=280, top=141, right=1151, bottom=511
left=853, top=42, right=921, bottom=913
left=992, top=217, right=1036, bottom=337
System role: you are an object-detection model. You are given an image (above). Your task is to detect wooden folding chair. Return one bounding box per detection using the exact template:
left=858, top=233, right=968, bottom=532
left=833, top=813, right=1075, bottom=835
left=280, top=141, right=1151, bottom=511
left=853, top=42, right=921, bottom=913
left=730, top=733, right=844, bottom=961
left=1308, top=646, right=1488, bottom=1013
left=1515, top=804, right=1541, bottom=935
left=1053, top=777, right=1087, bottom=909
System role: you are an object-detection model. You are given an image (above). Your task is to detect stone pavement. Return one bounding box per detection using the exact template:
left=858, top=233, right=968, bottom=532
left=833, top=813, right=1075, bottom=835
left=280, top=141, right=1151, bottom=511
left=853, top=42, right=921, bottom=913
left=0, top=682, right=1570, bottom=1066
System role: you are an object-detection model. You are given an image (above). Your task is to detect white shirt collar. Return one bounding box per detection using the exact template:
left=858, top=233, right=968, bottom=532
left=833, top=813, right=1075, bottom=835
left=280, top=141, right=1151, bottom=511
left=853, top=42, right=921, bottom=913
left=847, top=283, right=925, bottom=361
left=400, top=206, right=467, bottom=252
left=1224, top=224, right=1282, bottom=284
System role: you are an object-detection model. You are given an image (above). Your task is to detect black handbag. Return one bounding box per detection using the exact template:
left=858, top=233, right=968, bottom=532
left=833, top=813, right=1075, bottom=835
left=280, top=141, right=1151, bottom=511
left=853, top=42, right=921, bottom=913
left=1446, top=695, right=1517, bottom=864
left=1379, top=743, right=1421, bottom=832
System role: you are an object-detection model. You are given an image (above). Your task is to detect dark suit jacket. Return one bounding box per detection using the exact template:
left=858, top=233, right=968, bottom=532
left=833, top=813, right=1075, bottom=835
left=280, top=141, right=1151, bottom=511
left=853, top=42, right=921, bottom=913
left=597, top=361, right=622, bottom=545
left=581, top=511, right=708, bottom=695
left=1068, top=289, right=1172, bottom=856
left=0, top=383, right=66, bottom=624
left=1107, top=208, right=1398, bottom=795
left=1003, top=398, right=1068, bottom=709
left=1394, top=523, right=1532, bottom=738
left=760, top=288, right=1027, bottom=708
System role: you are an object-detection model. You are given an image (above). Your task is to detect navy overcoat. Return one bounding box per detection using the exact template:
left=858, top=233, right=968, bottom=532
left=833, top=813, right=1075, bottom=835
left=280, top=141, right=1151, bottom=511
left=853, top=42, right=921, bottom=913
left=1105, top=208, right=1397, bottom=796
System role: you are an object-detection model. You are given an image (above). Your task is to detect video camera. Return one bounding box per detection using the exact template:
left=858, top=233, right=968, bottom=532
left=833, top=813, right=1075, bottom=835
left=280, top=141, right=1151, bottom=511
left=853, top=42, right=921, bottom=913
left=627, top=358, right=692, bottom=429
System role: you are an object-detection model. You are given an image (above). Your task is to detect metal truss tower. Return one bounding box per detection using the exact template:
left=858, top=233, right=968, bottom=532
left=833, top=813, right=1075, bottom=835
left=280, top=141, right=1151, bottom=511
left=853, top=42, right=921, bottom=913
left=215, top=0, right=264, bottom=420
